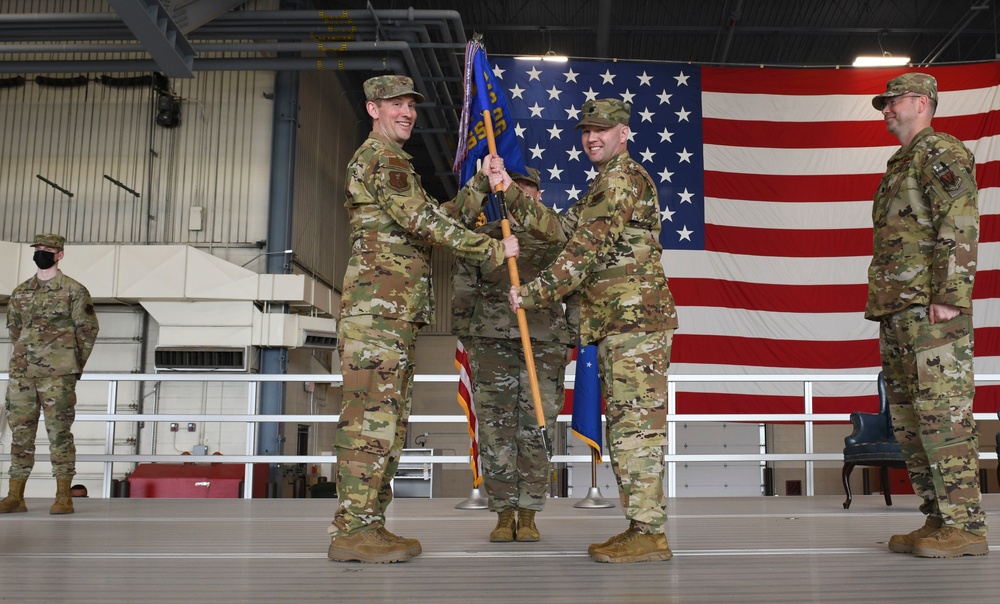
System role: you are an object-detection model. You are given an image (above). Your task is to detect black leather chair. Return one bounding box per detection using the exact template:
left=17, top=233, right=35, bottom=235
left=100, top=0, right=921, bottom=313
left=842, top=372, right=907, bottom=509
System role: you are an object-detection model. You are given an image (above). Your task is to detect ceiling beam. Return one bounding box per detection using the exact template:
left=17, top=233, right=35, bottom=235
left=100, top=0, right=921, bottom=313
left=168, top=0, right=251, bottom=35
left=107, top=0, right=196, bottom=77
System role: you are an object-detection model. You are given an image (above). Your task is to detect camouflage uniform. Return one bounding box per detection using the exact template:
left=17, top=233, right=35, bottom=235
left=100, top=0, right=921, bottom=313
left=6, top=263, right=99, bottom=480
left=332, top=121, right=508, bottom=537
left=867, top=75, right=985, bottom=536
left=509, top=111, right=678, bottom=533
left=452, top=204, right=576, bottom=513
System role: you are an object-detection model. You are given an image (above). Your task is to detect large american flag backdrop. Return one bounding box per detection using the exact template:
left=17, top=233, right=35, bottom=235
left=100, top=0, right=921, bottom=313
left=490, top=57, right=1000, bottom=415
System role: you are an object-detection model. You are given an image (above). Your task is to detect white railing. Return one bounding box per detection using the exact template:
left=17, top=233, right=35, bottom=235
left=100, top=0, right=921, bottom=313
left=2, top=372, right=997, bottom=499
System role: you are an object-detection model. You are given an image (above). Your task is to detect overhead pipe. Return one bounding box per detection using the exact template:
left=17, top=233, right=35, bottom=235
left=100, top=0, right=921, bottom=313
left=0, top=40, right=464, bottom=54
left=596, top=0, right=612, bottom=57
left=718, top=0, right=745, bottom=64
left=0, top=56, right=406, bottom=74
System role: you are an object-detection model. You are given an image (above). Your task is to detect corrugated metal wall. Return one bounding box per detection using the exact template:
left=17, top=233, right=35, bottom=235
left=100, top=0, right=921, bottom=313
left=0, top=67, right=273, bottom=247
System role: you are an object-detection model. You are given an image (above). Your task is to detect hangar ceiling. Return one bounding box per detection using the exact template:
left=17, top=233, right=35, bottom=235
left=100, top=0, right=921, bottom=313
left=1, top=0, right=995, bottom=198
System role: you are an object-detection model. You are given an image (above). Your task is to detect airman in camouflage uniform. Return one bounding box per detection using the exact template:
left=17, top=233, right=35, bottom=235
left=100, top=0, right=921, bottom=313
left=451, top=167, right=577, bottom=543
left=328, top=74, right=518, bottom=564
left=505, top=99, right=678, bottom=563
left=867, top=73, right=986, bottom=558
left=2, top=233, right=99, bottom=516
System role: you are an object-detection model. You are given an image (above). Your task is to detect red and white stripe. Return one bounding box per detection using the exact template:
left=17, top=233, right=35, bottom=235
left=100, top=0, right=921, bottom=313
left=665, top=62, right=1000, bottom=414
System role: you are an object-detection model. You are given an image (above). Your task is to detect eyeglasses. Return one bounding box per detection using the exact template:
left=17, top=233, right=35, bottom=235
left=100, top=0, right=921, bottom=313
left=882, top=94, right=924, bottom=109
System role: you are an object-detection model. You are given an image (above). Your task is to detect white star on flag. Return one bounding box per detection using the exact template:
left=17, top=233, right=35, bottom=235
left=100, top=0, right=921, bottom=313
left=492, top=56, right=704, bottom=251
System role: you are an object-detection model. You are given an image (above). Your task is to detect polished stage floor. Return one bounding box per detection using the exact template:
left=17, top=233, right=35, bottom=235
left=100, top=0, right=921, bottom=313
left=1, top=493, right=999, bottom=603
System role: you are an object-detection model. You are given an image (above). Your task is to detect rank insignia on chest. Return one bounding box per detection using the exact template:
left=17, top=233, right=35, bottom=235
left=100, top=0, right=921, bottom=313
left=932, top=161, right=967, bottom=197
left=387, top=169, right=410, bottom=192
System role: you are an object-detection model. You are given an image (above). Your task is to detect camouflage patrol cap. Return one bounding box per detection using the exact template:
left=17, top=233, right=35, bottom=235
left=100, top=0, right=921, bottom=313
left=510, top=166, right=541, bottom=187
left=576, top=98, right=630, bottom=129
left=872, top=72, right=938, bottom=110
left=30, top=233, right=65, bottom=249
left=363, top=75, right=425, bottom=103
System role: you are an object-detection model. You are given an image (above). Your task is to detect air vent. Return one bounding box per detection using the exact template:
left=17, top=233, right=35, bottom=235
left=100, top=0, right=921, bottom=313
left=154, top=347, right=248, bottom=372
left=302, top=331, right=337, bottom=349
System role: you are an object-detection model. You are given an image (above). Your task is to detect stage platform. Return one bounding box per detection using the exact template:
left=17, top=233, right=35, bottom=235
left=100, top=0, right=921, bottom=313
left=1, top=494, right=999, bottom=603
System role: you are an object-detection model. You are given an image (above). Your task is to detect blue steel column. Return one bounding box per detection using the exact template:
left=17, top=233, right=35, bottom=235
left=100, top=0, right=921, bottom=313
left=257, top=8, right=301, bottom=492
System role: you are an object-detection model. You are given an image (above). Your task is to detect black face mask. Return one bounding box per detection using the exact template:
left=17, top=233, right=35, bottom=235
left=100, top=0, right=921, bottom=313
left=33, top=250, right=56, bottom=270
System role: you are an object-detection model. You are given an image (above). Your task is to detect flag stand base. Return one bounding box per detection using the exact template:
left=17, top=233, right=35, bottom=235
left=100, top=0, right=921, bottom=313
left=574, top=487, right=615, bottom=509
left=455, top=487, right=488, bottom=510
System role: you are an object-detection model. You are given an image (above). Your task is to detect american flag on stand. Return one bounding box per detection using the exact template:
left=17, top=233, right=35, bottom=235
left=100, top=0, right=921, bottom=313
left=492, top=57, right=1000, bottom=415
left=454, top=340, right=483, bottom=486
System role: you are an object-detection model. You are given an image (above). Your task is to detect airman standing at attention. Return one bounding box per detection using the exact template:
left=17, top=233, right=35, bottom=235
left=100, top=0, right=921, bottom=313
left=1, top=233, right=99, bottom=516
left=868, top=73, right=986, bottom=558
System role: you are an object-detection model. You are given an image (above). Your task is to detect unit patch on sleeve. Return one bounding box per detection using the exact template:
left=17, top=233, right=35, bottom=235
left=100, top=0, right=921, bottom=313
left=932, top=161, right=968, bottom=197
left=386, top=169, right=410, bottom=193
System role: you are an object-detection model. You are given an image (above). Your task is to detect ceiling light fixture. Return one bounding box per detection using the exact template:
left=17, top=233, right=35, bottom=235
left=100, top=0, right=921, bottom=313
left=853, top=54, right=911, bottom=67
left=515, top=27, right=567, bottom=62
left=515, top=51, right=568, bottom=62
left=854, top=31, right=910, bottom=67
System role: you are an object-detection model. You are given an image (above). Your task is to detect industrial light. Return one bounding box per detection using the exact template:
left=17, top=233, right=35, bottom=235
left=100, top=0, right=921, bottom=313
left=515, top=51, right=568, bottom=62
left=853, top=54, right=911, bottom=67
left=155, top=93, right=181, bottom=128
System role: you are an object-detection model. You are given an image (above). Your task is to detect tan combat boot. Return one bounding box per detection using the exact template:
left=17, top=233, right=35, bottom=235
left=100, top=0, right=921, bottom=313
left=50, top=477, right=74, bottom=515
left=588, top=521, right=636, bottom=555
left=888, top=515, right=943, bottom=553
left=0, top=478, right=28, bottom=514
left=515, top=509, right=540, bottom=542
left=327, top=527, right=412, bottom=563
left=489, top=509, right=516, bottom=542
left=377, top=526, right=422, bottom=556
left=590, top=527, right=673, bottom=563
left=912, top=526, right=989, bottom=558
